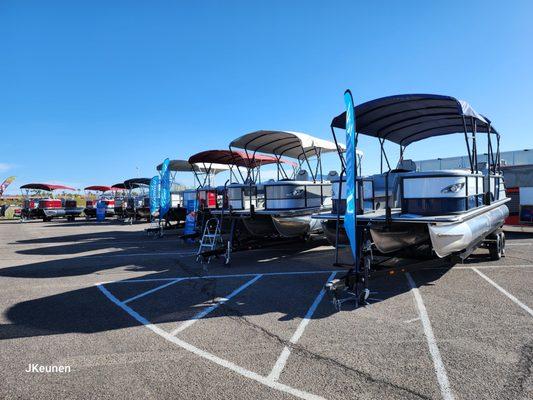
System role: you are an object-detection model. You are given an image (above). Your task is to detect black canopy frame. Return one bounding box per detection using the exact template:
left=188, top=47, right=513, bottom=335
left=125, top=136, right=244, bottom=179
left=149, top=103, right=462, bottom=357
left=229, top=132, right=324, bottom=183
left=331, top=94, right=501, bottom=176
left=331, top=93, right=503, bottom=222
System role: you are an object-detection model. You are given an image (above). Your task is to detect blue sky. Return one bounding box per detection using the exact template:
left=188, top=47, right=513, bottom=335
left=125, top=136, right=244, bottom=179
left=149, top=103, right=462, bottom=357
left=1, top=0, right=532, bottom=193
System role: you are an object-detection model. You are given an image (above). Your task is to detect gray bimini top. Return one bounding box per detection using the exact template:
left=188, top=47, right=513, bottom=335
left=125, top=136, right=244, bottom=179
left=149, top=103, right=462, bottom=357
left=331, top=94, right=499, bottom=146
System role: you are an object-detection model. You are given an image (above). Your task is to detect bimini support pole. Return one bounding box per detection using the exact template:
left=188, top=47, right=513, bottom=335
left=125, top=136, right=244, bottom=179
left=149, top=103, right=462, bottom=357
left=462, top=115, right=474, bottom=173
left=301, top=145, right=316, bottom=183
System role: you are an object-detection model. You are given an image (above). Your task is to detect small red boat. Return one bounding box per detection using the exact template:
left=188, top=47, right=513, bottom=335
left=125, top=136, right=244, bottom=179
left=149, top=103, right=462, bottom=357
left=20, top=183, right=83, bottom=222
left=84, top=185, right=123, bottom=219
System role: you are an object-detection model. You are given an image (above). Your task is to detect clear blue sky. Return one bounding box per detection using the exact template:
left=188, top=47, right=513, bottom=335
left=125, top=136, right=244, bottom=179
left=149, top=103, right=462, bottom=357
left=1, top=0, right=532, bottom=192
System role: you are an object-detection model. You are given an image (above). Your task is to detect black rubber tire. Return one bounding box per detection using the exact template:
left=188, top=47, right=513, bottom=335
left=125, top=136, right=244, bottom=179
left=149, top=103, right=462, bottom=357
left=500, top=231, right=506, bottom=257
left=489, top=233, right=502, bottom=261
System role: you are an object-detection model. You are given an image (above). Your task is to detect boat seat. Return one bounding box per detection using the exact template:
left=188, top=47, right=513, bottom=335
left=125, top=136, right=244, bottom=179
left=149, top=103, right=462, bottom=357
left=395, top=159, right=417, bottom=172
left=296, top=170, right=309, bottom=181
left=327, top=170, right=339, bottom=181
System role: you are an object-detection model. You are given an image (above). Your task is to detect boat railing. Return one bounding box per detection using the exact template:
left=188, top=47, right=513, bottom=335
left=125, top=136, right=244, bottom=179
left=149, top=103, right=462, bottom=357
left=398, top=172, right=505, bottom=216
left=263, top=182, right=332, bottom=210
left=331, top=176, right=374, bottom=215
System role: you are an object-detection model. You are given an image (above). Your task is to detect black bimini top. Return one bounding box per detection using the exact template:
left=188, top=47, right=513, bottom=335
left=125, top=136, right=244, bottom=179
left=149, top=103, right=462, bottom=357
left=331, top=94, right=499, bottom=146
left=123, top=178, right=151, bottom=188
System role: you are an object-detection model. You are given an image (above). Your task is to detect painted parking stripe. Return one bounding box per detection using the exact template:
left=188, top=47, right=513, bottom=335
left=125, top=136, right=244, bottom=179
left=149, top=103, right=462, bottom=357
left=102, top=264, right=533, bottom=286
left=104, top=270, right=340, bottom=284
left=170, top=274, right=263, bottom=336
left=406, top=272, right=454, bottom=400
left=97, top=283, right=323, bottom=400
left=472, top=268, right=533, bottom=317
left=455, top=264, right=533, bottom=269
left=89, top=251, right=196, bottom=258
left=267, top=272, right=336, bottom=382
left=123, top=278, right=184, bottom=304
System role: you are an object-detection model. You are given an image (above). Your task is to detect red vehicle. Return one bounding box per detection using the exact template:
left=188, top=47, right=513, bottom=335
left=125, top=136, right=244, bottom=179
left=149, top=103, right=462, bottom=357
left=20, top=183, right=83, bottom=222
left=502, top=164, right=533, bottom=226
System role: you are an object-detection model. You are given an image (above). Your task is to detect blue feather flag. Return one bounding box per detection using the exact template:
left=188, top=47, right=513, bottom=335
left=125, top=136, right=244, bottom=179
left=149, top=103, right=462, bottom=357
left=159, top=158, right=171, bottom=218
left=149, top=176, right=161, bottom=216
left=344, top=90, right=357, bottom=262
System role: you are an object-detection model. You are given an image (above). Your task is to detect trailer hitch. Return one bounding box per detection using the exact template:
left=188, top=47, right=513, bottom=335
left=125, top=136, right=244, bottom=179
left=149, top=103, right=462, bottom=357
left=326, top=239, right=372, bottom=311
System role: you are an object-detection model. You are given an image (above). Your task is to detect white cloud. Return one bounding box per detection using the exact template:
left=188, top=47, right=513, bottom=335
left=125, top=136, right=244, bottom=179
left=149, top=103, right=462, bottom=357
left=0, top=163, right=14, bottom=173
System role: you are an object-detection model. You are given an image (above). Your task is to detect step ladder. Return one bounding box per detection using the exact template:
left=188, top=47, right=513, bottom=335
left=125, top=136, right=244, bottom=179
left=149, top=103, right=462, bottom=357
left=196, top=218, right=223, bottom=264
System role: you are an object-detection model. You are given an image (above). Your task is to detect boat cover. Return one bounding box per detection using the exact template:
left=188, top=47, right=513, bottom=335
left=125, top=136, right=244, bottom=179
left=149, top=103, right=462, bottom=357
left=111, top=183, right=130, bottom=190
left=331, top=94, right=499, bottom=146
left=230, top=130, right=345, bottom=160
left=188, top=150, right=293, bottom=168
left=156, top=159, right=230, bottom=174
left=123, top=178, right=151, bottom=188
left=84, top=185, right=113, bottom=192
left=20, top=183, right=76, bottom=191
left=157, top=160, right=197, bottom=172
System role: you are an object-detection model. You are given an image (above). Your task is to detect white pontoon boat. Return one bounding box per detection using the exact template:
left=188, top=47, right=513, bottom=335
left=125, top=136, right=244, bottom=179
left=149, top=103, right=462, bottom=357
left=325, top=92, right=510, bottom=309
left=331, top=94, right=509, bottom=260
left=230, top=130, right=345, bottom=238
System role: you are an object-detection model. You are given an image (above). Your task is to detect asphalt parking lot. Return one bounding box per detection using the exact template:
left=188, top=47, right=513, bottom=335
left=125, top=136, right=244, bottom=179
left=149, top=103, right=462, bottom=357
left=0, top=219, right=531, bottom=400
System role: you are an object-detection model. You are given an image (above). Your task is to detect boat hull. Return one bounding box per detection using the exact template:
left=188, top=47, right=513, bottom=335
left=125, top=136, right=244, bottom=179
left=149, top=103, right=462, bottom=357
left=241, top=214, right=278, bottom=237
left=320, top=219, right=349, bottom=245
left=369, top=204, right=509, bottom=258
left=428, top=203, right=509, bottom=257
left=270, top=213, right=322, bottom=237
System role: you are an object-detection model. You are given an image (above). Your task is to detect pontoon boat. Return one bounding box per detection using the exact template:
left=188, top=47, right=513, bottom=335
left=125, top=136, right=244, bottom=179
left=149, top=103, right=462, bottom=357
left=331, top=93, right=509, bottom=260
left=83, top=186, right=120, bottom=219
left=20, top=183, right=83, bottom=222
left=229, top=130, right=344, bottom=238
left=123, top=178, right=151, bottom=221
left=189, top=149, right=284, bottom=237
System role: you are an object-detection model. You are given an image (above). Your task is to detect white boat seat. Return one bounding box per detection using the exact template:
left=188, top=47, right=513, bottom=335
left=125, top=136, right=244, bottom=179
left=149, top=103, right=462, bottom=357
left=296, top=170, right=309, bottom=181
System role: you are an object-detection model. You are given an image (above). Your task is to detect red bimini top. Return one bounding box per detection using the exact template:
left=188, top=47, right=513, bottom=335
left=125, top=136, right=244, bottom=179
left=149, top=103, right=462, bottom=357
left=84, top=185, right=114, bottom=192
left=20, top=183, right=76, bottom=191
left=188, top=150, right=295, bottom=169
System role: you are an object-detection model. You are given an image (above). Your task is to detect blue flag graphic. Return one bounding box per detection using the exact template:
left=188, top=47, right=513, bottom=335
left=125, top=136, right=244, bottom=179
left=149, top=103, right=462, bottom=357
left=159, top=158, right=171, bottom=218
left=344, top=90, right=357, bottom=261
left=149, top=175, right=160, bottom=216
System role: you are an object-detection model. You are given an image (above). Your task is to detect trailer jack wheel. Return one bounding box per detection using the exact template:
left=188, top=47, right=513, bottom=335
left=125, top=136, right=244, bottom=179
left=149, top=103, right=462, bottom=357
left=326, top=252, right=372, bottom=311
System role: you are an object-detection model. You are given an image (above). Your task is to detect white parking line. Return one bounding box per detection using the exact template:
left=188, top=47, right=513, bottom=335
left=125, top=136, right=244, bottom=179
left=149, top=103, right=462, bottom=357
left=267, top=272, right=336, bottom=382
left=455, top=264, right=533, bottom=269
left=97, top=283, right=324, bottom=400
left=103, top=270, right=341, bottom=284
left=123, top=278, right=184, bottom=304
left=472, top=268, right=533, bottom=317
left=170, top=274, right=263, bottom=336
left=406, top=272, right=454, bottom=400
left=90, top=251, right=196, bottom=258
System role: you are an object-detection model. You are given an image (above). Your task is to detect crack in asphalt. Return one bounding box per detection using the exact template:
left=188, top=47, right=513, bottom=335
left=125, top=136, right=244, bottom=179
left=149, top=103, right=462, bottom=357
left=514, top=343, right=533, bottom=399
left=218, top=302, right=432, bottom=400
left=169, top=258, right=432, bottom=399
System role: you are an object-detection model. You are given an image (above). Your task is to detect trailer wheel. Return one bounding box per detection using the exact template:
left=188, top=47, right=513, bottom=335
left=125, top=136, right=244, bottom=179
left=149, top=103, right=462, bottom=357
left=500, top=231, right=506, bottom=257
left=489, top=233, right=503, bottom=261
